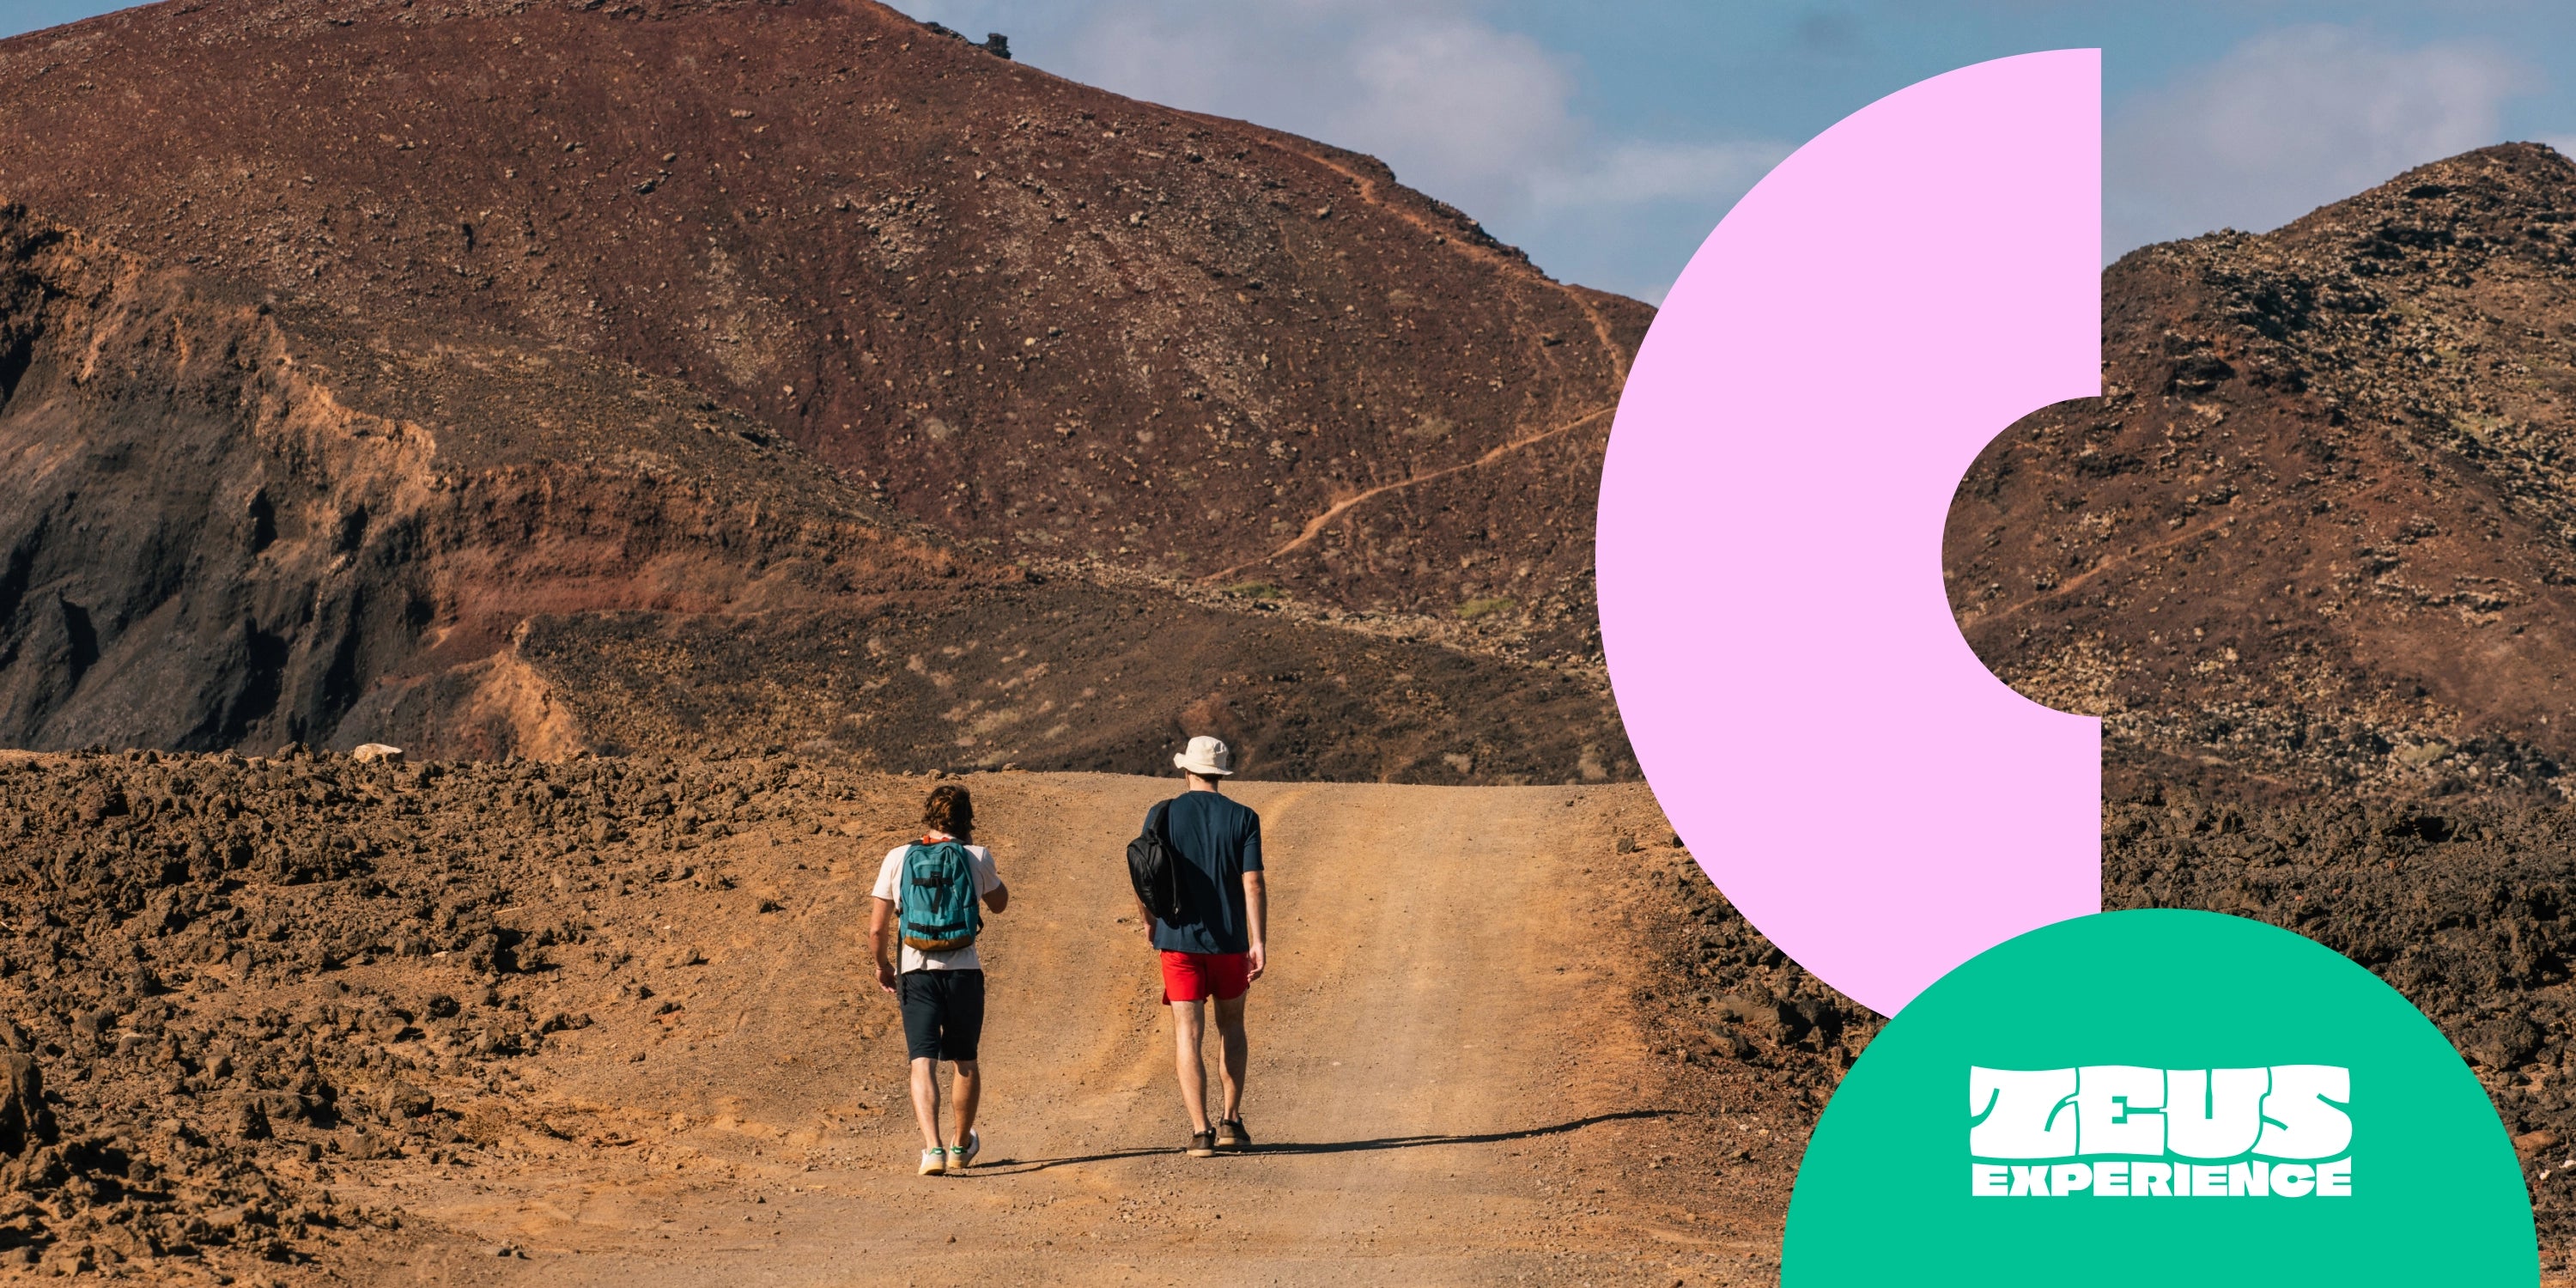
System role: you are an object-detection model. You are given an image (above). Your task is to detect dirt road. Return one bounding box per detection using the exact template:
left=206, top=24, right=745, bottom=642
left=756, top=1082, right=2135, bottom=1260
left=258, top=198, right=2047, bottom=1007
left=322, top=775, right=1784, bottom=1285
left=15, top=754, right=2575, bottom=1281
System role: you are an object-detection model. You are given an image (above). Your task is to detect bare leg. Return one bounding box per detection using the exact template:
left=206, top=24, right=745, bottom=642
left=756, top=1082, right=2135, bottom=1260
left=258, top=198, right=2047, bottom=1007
left=1170, top=999, right=1211, bottom=1132
left=908, top=1056, right=943, bottom=1151
left=1212, top=993, right=1249, bottom=1121
left=951, top=1060, right=981, bottom=1144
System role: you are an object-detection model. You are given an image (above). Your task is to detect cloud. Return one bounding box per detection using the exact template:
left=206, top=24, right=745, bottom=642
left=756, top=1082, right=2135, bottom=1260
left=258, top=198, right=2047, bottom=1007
left=898, top=0, right=1784, bottom=301
left=1338, top=13, right=1586, bottom=202
left=2108, top=26, right=2532, bottom=258
left=1528, top=139, right=1792, bottom=213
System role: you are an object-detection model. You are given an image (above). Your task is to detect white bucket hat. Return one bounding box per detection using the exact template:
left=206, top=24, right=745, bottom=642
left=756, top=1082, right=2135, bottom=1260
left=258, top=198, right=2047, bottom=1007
left=1174, top=735, right=1234, bottom=777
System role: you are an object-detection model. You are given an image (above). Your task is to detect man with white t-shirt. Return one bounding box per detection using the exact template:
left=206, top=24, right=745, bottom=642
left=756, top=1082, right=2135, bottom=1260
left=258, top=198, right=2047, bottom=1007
left=869, top=783, right=1008, bottom=1176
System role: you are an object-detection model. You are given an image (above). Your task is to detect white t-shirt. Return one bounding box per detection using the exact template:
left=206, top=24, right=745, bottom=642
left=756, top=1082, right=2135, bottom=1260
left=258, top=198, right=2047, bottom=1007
left=872, top=837, right=1002, bottom=973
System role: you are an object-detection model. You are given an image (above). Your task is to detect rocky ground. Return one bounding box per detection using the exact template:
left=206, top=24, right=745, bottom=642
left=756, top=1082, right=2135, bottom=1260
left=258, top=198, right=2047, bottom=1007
left=1628, top=771, right=2576, bottom=1271
left=0, top=746, right=2573, bottom=1279
left=0, top=748, right=1712, bottom=1283
left=0, top=744, right=888, bottom=1279
left=2099, top=766, right=2576, bottom=1254
left=1601, top=800, right=1881, bottom=1280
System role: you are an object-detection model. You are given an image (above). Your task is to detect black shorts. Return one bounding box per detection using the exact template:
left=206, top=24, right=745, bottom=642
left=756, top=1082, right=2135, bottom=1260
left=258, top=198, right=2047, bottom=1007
left=897, top=969, right=985, bottom=1062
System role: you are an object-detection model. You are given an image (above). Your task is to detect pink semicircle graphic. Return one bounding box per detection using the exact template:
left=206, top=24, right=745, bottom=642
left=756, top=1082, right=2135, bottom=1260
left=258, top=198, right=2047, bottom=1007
left=1597, top=49, right=2103, bottom=1018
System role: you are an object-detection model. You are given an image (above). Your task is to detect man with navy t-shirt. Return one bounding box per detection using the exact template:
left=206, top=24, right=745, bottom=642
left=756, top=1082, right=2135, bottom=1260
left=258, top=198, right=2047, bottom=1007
left=1136, top=735, right=1267, bottom=1157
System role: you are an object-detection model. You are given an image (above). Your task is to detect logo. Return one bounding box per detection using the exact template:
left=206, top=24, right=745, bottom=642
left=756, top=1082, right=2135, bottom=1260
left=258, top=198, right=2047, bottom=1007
left=1968, top=1065, right=2352, bottom=1198
left=1784, top=914, right=2530, bottom=1282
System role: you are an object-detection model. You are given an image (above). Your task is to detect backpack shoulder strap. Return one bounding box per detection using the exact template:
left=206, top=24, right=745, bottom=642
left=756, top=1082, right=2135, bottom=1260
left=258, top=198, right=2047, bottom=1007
left=895, top=844, right=915, bottom=922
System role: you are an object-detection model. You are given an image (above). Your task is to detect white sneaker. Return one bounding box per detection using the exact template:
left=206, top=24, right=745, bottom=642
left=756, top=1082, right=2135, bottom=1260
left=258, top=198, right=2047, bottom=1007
left=917, top=1147, right=947, bottom=1176
left=950, top=1129, right=981, bottom=1170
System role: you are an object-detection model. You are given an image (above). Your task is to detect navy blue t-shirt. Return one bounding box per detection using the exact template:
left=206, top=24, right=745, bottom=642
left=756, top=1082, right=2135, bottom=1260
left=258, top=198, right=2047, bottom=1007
left=1146, top=790, right=1264, bottom=955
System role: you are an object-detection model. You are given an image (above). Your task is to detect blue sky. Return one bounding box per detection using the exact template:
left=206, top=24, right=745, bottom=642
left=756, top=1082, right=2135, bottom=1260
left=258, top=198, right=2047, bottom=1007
left=7, top=1, right=2574, bottom=302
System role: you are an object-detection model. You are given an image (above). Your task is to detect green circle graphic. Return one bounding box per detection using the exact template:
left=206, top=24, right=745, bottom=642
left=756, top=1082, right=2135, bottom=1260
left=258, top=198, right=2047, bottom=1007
left=1783, top=909, right=2535, bottom=1285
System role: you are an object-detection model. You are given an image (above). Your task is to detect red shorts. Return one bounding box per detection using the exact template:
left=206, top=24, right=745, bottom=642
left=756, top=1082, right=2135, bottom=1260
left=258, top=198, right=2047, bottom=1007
left=1159, top=950, right=1251, bottom=1003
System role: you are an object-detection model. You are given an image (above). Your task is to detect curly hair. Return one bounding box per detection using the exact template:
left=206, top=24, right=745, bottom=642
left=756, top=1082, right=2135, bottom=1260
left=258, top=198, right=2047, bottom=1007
left=920, top=783, right=974, bottom=841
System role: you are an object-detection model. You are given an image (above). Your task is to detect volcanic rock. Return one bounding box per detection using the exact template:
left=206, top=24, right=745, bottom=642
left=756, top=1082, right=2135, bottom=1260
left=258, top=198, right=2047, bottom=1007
left=0, top=2, right=1642, bottom=782
left=0, top=204, right=1626, bottom=781
left=1951, top=143, right=2576, bottom=798
left=0, top=0, right=1645, bottom=658
left=0, top=1053, right=49, bottom=1158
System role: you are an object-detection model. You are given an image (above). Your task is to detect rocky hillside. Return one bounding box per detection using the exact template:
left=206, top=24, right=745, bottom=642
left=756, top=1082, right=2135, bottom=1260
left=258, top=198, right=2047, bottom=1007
left=0, top=0, right=1645, bottom=660
left=1940, top=149, right=2576, bottom=1257
left=0, top=204, right=1625, bottom=781
left=0, top=205, right=972, bottom=755
left=0, top=0, right=1641, bottom=783
left=1950, top=143, right=2576, bottom=798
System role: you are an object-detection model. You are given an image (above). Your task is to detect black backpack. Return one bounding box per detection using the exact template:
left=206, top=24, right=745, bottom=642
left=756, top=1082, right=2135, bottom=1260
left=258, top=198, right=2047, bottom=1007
left=1127, top=799, right=1188, bottom=924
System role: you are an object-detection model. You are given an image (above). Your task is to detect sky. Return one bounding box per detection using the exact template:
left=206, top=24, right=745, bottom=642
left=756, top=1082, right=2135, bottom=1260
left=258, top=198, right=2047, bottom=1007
left=6, top=0, right=2576, bottom=303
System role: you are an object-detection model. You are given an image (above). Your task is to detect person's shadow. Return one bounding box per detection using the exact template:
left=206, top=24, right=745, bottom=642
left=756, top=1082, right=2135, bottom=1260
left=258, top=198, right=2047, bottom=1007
left=966, top=1109, right=1674, bottom=1176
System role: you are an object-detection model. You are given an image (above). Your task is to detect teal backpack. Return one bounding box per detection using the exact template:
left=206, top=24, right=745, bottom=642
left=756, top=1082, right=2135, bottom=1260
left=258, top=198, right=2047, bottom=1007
left=899, top=839, right=981, bottom=952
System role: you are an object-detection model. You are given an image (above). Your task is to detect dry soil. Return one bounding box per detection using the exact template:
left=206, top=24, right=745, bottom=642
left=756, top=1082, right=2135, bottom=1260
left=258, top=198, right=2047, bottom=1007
left=0, top=754, right=1791, bottom=1285
left=328, top=775, right=1771, bottom=1287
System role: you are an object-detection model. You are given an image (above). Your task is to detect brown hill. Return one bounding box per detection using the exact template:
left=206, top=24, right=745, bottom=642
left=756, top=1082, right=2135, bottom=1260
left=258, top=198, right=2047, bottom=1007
left=0, top=203, right=1625, bottom=781
left=1948, top=149, right=2576, bottom=1249
left=0, top=2, right=1638, bottom=782
left=0, top=0, right=1645, bottom=661
left=1949, top=142, right=2576, bottom=799
left=0, top=204, right=979, bottom=756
